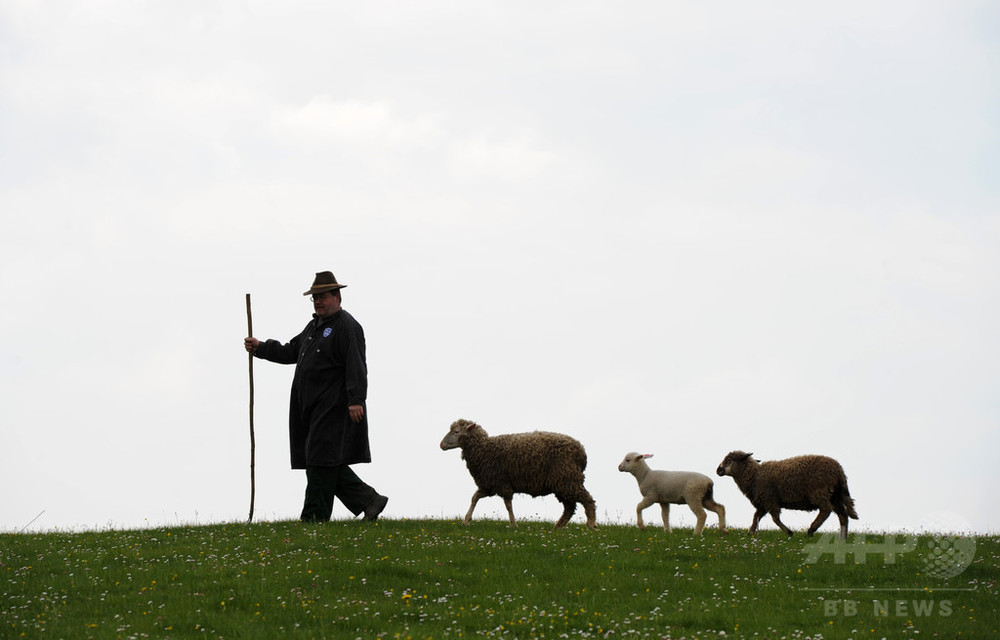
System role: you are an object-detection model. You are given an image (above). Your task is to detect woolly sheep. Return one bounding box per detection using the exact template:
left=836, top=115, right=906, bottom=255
left=716, top=450, right=859, bottom=539
left=618, top=452, right=727, bottom=535
left=439, top=418, right=598, bottom=530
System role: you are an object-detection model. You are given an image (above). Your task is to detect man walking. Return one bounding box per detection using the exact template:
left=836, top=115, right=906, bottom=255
left=244, top=271, right=389, bottom=522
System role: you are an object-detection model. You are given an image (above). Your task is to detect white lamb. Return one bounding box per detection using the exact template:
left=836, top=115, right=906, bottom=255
left=618, top=452, right=727, bottom=535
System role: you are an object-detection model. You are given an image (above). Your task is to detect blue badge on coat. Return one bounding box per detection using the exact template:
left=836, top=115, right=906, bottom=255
left=323, top=327, right=332, bottom=338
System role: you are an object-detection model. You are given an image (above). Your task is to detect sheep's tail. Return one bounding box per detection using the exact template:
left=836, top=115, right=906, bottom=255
left=844, top=496, right=859, bottom=519
left=567, top=440, right=587, bottom=473
left=839, top=480, right=859, bottom=520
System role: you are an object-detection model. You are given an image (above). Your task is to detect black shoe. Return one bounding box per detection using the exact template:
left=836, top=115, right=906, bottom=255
left=363, top=494, right=389, bottom=521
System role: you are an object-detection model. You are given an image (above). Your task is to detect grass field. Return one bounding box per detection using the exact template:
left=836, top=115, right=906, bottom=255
left=2, top=518, right=996, bottom=639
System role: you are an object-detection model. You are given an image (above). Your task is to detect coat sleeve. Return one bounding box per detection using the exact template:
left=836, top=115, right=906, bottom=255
left=342, top=322, right=368, bottom=406
left=255, top=333, right=300, bottom=365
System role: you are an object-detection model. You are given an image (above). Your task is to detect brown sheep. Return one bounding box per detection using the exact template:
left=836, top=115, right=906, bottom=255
left=439, top=418, right=597, bottom=530
left=716, top=450, right=859, bottom=539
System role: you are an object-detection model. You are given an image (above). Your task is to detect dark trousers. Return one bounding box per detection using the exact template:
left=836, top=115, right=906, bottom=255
left=301, top=465, right=378, bottom=522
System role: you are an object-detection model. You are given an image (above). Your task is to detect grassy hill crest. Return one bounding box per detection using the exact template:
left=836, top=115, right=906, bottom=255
left=3, top=518, right=996, bottom=639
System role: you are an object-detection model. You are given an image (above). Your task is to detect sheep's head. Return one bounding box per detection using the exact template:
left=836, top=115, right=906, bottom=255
left=439, top=419, right=486, bottom=451
left=716, top=450, right=754, bottom=477
left=618, top=452, right=653, bottom=473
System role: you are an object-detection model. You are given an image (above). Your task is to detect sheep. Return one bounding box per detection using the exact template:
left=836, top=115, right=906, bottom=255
left=439, top=418, right=598, bottom=530
left=716, top=450, right=859, bottom=539
left=618, top=452, right=727, bottom=535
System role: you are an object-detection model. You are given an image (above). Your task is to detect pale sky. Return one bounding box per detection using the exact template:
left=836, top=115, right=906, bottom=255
left=2, top=1, right=998, bottom=535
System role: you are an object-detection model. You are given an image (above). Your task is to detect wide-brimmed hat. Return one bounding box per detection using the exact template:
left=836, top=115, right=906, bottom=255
left=303, top=271, right=347, bottom=296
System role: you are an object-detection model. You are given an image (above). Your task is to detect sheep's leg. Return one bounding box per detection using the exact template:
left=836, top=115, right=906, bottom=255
left=770, top=510, right=794, bottom=537
left=660, top=503, right=672, bottom=533
left=807, top=505, right=833, bottom=537
left=834, top=508, right=849, bottom=540
left=554, top=498, right=577, bottom=529
left=563, top=488, right=597, bottom=530
left=704, top=498, right=727, bottom=534
left=686, top=498, right=707, bottom=536
left=635, top=496, right=656, bottom=530
left=749, top=507, right=766, bottom=535
left=581, top=492, right=597, bottom=530
left=463, top=490, right=482, bottom=525
left=503, top=495, right=517, bottom=527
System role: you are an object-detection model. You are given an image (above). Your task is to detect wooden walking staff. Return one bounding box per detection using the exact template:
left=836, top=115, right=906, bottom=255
left=246, top=293, right=256, bottom=523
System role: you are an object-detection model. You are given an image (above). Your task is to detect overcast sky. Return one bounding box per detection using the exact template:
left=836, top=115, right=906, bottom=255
left=2, top=1, right=998, bottom=535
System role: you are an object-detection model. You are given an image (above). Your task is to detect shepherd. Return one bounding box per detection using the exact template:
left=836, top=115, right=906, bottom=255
left=244, top=271, right=389, bottom=522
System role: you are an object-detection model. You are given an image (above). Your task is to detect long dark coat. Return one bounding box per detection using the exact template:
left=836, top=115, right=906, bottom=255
left=255, top=310, right=371, bottom=468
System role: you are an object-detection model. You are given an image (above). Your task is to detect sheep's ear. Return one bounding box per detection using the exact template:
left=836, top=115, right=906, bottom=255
left=465, top=422, right=478, bottom=433
left=740, top=452, right=753, bottom=461
left=642, top=454, right=653, bottom=459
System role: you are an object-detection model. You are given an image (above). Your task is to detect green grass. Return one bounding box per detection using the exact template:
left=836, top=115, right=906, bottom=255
left=2, top=518, right=996, bottom=639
